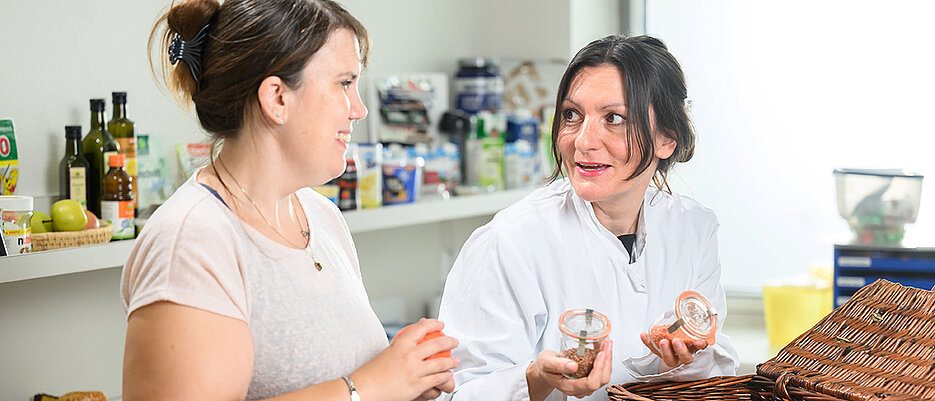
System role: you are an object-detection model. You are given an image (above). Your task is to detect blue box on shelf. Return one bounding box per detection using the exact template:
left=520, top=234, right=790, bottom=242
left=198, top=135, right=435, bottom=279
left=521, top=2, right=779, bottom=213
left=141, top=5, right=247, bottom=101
left=833, top=243, right=935, bottom=307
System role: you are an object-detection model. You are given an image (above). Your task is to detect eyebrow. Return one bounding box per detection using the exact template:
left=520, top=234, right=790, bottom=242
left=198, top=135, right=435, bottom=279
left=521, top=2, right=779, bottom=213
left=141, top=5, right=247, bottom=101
left=562, top=98, right=627, bottom=111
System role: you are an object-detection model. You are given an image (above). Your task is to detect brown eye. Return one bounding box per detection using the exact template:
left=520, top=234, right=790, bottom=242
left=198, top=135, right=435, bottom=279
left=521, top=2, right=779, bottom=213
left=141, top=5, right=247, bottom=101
left=606, top=113, right=625, bottom=124
left=563, top=109, right=581, bottom=122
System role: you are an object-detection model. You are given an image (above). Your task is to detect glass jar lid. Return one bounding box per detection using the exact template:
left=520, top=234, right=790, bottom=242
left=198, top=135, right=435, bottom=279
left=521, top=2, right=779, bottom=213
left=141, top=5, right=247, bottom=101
left=675, top=291, right=718, bottom=344
left=559, top=308, right=611, bottom=341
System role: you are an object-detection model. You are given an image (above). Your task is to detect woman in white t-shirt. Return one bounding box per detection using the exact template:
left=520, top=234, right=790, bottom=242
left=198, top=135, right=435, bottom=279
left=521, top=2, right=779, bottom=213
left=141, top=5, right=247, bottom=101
left=121, top=1, right=458, bottom=400
left=437, top=35, right=739, bottom=401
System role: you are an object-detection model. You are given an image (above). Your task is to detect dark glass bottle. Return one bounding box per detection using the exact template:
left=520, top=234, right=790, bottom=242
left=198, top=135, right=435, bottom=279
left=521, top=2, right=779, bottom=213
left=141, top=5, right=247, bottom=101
left=59, top=126, right=91, bottom=209
left=337, top=157, right=359, bottom=211
left=82, top=99, right=120, bottom=217
left=108, top=92, right=138, bottom=206
left=102, top=154, right=135, bottom=240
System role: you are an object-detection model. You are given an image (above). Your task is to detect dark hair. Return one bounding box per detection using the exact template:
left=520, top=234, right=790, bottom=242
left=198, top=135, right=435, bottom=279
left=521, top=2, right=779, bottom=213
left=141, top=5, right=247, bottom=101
left=548, top=35, right=694, bottom=192
left=149, top=0, right=370, bottom=139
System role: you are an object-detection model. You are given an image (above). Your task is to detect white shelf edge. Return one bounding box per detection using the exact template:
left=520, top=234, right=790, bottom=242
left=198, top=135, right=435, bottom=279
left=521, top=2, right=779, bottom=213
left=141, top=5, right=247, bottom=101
left=344, top=187, right=534, bottom=233
left=0, top=240, right=137, bottom=284
left=0, top=187, right=536, bottom=284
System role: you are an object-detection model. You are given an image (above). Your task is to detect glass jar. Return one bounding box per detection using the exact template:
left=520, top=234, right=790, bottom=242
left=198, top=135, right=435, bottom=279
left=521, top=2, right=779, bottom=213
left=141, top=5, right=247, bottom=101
left=648, top=291, right=718, bottom=353
left=558, top=308, right=611, bottom=379
left=0, top=195, right=33, bottom=255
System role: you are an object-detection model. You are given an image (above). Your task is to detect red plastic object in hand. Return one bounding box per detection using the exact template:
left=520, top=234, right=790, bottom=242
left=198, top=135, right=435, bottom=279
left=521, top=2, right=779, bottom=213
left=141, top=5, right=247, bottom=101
left=418, top=330, right=452, bottom=360
left=396, top=326, right=452, bottom=360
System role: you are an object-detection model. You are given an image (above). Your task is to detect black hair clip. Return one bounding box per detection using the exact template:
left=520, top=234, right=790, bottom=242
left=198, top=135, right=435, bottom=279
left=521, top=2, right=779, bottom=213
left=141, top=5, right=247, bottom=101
left=168, top=24, right=211, bottom=84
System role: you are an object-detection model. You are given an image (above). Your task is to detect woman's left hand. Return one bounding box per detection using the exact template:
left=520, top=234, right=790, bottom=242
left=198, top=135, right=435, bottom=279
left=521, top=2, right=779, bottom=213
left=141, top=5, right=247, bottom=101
left=639, top=333, right=707, bottom=370
left=413, top=382, right=454, bottom=401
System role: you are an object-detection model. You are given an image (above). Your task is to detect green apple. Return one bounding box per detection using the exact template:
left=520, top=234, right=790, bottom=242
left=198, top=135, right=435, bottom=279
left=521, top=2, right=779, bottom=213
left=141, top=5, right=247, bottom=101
left=30, top=211, right=54, bottom=233
left=51, top=200, right=88, bottom=232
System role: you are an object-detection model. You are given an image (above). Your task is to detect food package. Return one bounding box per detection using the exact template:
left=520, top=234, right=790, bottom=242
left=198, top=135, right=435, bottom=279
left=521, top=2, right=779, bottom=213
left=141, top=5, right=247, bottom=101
left=0, top=119, right=19, bottom=194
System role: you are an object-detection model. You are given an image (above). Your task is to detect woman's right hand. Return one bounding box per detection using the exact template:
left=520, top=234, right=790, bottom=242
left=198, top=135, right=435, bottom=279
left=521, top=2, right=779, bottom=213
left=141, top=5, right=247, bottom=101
left=525, top=340, right=613, bottom=401
left=351, top=318, right=459, bottom=401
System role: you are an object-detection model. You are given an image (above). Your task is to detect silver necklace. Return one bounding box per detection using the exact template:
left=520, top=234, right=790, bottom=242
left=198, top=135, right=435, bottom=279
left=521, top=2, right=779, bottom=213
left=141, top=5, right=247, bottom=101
left=217, top=158, right=323, bottom=271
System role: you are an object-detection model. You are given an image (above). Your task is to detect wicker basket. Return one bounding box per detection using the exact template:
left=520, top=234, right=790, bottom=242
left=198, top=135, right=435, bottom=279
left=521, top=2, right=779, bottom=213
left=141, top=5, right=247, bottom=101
left=608, top=375, right=839, bottom=401
left=607, top=280, right=935, bottom=401
left=31, top=222, right=113, bottom=251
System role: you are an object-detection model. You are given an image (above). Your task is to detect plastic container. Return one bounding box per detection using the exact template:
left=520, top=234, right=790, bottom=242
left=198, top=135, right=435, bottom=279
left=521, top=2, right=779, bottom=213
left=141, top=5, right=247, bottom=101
left=455, top=58, right=504, bottom=114
left=357, top=143, right=383, bottom=209
left=505, top=140, right=538, bottom=189
left=0, top=195, right=33, bottom=254
left=558, top=308, right=611, bottom=379
left=382, top=144, right=423, bottom=205
left=762, top=279, right=832, bottom=347
left=506, top=109, right=539, bottom=145
left=833, top=169, right=924, bottom=244
left=648, top=291, right=717, bottom=353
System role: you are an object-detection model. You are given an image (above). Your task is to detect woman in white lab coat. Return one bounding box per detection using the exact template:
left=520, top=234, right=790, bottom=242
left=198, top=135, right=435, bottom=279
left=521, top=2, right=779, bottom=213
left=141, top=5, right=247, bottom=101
left=438, top=35, right=740, bottom=401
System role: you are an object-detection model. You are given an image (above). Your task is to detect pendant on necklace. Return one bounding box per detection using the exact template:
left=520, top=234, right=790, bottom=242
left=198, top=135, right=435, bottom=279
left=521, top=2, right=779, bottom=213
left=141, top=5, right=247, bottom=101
left=314, top=260, right=323, bottom=271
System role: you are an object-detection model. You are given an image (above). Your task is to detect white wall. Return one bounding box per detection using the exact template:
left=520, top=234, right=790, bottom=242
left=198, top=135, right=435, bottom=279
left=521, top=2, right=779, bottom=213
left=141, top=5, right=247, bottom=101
left=0, top=1, right=621, bottom=400
left=646, top=0, right=935, bottom=292
left=570, top=0, right=621, bottom=58
left=0, top=1, right=203, bottom=197
left=1, top=0, right=577, bottom=202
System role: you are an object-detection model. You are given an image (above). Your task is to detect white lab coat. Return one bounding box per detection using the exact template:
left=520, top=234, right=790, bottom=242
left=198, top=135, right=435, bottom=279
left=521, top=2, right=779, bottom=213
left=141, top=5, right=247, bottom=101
left=438, top=179, right=739, bottom=401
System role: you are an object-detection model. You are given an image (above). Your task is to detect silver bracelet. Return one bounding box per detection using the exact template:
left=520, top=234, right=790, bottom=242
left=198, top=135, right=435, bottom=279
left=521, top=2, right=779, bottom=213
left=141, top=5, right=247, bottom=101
left=341, top=375, right=361, bottom=401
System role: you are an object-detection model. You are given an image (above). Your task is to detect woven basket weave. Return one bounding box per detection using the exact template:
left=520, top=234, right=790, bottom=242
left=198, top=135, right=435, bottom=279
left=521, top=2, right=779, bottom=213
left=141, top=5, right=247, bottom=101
left=608, top=280, right=935, bottom=401
left=31, top=222, right=113, bottom=251
left=757, top=279, right=935, bottom=401
left=607, top=374, right=839, bottom=401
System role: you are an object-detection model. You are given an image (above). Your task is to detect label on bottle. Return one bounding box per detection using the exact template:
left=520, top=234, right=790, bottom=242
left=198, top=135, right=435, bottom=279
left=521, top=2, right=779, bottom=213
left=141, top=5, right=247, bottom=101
left=69, top=167, right=87, bottom=208
left=102, top=200, right=135, bottom=239
left=116, top=138, right=139, bottom=203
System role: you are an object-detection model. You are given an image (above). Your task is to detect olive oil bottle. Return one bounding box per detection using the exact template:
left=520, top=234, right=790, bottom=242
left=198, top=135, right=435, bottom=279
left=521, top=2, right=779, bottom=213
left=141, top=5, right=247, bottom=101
left=59, top=126, right=90, bottom=209
left=81, top=99, right=120, bottom=217
left=108, top=92, right=138, bottom=207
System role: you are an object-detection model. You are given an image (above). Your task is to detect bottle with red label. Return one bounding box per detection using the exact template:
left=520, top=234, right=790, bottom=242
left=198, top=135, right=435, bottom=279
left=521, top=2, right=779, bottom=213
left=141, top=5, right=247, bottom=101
left=101, top=154, right=135, bottom=239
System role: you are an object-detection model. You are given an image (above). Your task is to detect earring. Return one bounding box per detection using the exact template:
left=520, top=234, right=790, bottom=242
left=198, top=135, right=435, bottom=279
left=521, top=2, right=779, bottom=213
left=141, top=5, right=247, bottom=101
left=279, top=119, right=285, bottom=125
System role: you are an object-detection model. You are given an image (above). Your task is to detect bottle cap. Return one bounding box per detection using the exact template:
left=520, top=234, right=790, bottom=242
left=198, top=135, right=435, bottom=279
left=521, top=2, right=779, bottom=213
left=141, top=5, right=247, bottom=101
left=112, top=92, right=127, bottom=104
left=90, top=99, right=106, bottom=112
left=65, top=126, right=82, bottom=139
left=108, top=154, right=126, bottom=167
left=459, top=57, right=500, bottom=70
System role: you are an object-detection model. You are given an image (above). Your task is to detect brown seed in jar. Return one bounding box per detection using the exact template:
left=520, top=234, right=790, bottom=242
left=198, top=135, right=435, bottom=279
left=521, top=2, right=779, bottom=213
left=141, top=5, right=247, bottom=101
left=561, top=347, right=598, bottom=378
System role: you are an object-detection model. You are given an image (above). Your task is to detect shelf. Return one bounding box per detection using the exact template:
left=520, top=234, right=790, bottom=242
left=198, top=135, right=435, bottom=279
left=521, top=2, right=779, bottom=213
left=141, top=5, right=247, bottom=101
left=343, top=188, right=533, bottom=233
left=0, top=239, right=137, bottom=284
left=0, top=187, right=535, bottom=285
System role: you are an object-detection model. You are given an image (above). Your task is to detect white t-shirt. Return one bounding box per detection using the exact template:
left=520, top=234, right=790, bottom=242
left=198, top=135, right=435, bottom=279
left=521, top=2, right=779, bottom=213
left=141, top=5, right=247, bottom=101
left=438, top=179, right=740, bottom=401
left=121, top=172, right=388, bottom=400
